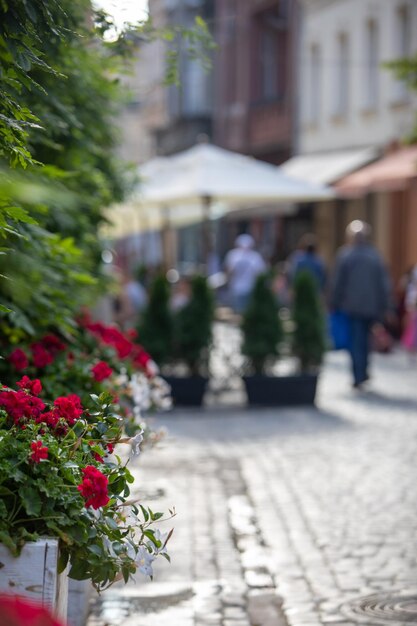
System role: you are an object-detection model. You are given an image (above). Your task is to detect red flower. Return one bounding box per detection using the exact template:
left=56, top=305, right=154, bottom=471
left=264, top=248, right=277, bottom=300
left=0, top=595, right=65, bottom=626
left=53, top=394, right=83, bottom=425
left=36, top=411, right=60, bottom=430
left=126, top=328, right=138, bottom=340
left=77, top=465, right=109, bottom=509
left=9, top=348, right=29, bottom=371
left=132, top=346, right=152, bottom=371
left=16, top=376, right=42, bottom=396
left=86, top=322, right=136, bottom=359
left=31, top=343, right=54, bottom=368
left=114, top=338, right=133, bottom=359
left=41, top=334, right=66, bottom=354
left=106, top=443, right=114, bottom=454
left=0, top=390, right=45, bottom=425
left=91, top=361, right=113, bottom=382
left=30, top=440, right=48, bottom=463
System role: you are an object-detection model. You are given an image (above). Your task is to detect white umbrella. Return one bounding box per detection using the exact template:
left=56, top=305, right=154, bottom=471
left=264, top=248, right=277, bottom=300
left=135, top=143, right=333, bottom=209
left=126, top=143, right=334, bottom=267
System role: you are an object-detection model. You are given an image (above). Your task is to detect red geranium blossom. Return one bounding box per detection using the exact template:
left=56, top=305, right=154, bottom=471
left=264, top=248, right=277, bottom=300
left=77, top=465, right=109, bottom=509
left=0, top=390, right=45, bottom=425
left=0, top=595, right=65, bottom=626
left=8, top=348, right=28, bottom=371
left=31, top=343, right=54, bottom=368
left=36, top=410, right=60, bottom=430
left=30, top=440, right=48, bottom=463
left=17, top=376, right=42, bottom=396
left=132, top=346, right=152, bottom=372
left=53, top=394, right=83, bottom=425
left=86, top=322, right=134, bottom=358
left=91, top=361, right=113, bottom=382
left=41, top=334, right=66, bottom=354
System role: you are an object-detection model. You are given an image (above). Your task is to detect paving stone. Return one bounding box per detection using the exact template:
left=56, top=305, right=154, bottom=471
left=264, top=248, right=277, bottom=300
left=88, top=348, right=417, bottom=626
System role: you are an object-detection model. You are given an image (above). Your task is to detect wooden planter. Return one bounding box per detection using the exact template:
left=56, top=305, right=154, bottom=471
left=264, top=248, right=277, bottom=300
left=164, top=375, right=208, bottom=406
left=0, top=538, right=68, bottom=620
left=243, top=374, right=318, bottom=406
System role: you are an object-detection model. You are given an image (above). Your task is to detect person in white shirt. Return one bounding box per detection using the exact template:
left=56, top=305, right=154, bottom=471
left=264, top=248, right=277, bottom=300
left=224, top=234, right=266, bottom=313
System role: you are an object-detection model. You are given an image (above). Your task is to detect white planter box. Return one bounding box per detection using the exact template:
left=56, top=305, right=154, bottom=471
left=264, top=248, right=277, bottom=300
left=67, top=578, right=93, bottom=626
left=0, top=538, right=68, bottom=620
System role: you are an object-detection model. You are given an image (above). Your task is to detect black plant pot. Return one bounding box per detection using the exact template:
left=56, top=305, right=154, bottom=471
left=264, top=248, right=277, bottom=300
left=243, top=374, right=318, bottom=407
left=164, top=375, right=208, bottom=407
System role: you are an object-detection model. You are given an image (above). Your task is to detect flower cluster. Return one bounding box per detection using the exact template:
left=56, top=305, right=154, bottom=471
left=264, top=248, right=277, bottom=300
left=9, top=334, right=66, bottom=372
left=83, top=320, right=155, bottom=376
left=0, top=378, right=173, bottom=590
left=77, top=465, right=109, bottom=509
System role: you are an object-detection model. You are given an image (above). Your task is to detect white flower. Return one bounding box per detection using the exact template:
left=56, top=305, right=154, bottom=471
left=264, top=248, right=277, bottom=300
left=136, top=546, right=155, bottom=577
left=130, top=430, right=144, bottom=456
left=146, top=360, right=159, bottom=376
left=152, top=529, right=169, bottom=555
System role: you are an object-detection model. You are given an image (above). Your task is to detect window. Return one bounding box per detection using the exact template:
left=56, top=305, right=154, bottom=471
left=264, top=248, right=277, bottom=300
left=393, top=5, right=411, bottom=101
left=333, top=33, right=349, bottom=117
left=364, top=20, right=379, bottom=110
left=254, top=7, right=286, bottom=103
left=260, top=28, right=279, bottom=100
left=225, top=0, right=237, bottom=104
left=309, top=43, right=321, bottom=124
left=183, top=57, right=209, bottom=114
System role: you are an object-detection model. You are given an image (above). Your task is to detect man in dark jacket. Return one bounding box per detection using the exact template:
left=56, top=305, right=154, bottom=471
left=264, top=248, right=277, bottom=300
left=331, top=220, right=391, bottom=388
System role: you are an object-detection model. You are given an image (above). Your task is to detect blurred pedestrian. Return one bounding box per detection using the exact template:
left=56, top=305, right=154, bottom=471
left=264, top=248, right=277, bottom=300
left=331, top=220, right=391, bottom=389
left=401, top=264, right=417, bottom=354
left=170, top=276, right=191, bottom=312
left=224, top=234, right=266, bottom=313
left=290, top=234, right=326, bottom=292
left=272, top=262, right=291, bottom=308
left=114, top=270, right=148, bottom=329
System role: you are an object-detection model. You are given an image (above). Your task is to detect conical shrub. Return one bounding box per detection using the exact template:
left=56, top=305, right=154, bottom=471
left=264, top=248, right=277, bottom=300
left=174, top=275, right=214, bottom=375
left=292, top=270, right=326, bottom=373
left=241, top=273, right=283, bottom=375
left=138, top=274, right=173, bottom=366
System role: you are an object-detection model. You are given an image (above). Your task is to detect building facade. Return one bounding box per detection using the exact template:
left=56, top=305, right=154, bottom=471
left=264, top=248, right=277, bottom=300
left=155, top=0, right=215, bottom=156
left=293, top=0, right=417, bottom=280
left=214, top=0, right=296, bottom=165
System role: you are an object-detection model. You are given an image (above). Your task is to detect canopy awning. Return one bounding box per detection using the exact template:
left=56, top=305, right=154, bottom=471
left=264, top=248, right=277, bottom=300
left=135, top=143, right=334, bottom=209
left=281, top=147, right=378, bottom=185
left=335, top=145, right=417, bottom=197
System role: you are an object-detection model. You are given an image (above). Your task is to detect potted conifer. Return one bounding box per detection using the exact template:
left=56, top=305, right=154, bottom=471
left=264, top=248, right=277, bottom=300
left=241, top=271, right=325, bottom=406
left=139, top=275, right=214, bottom=406
left=138, top=275, right=173, bottom=367
left=291, top=270, right=326, bottom=400
left=167, top=275, right=214, bottom=406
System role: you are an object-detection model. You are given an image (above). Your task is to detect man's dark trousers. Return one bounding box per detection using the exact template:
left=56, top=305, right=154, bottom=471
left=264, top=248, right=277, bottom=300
left=348, top=316, right=372, bottom=386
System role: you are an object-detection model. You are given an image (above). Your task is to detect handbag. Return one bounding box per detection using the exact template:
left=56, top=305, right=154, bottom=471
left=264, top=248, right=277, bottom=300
left=401, top=311, right=417, bottom=351
left=329, top=310, right=350, bottom=350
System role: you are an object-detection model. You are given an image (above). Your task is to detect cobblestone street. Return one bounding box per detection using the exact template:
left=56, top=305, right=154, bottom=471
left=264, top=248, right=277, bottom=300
left=88, top=349, right=417, bottom=626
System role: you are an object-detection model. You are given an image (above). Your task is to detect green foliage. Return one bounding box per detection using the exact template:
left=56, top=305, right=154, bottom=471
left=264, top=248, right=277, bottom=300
left=160, top=15, right=216, bottom=86
left=0, top=0, right=215, bottom=339
left=241, top=274, right=283, bottom=375
left=0, top=387, right=172, bottom=590
left=292, top=271, right=326, bottom=373
left=139, top=276, right=173, bottom=366
left=386, top=53, right=417, bottom=142
left=174, top=276, right=214, bottom=375
left=0, top=0, right=129, bottom=336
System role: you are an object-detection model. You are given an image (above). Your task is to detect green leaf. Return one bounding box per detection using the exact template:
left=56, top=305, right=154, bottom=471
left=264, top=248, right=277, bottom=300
left=0, top=531, right=18, bottom=554
left=139, top=504, right=149, bottom=522
left=18, top=485, right=42, bottom=516
left=88, top=544, right=103, bottom=557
